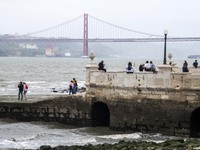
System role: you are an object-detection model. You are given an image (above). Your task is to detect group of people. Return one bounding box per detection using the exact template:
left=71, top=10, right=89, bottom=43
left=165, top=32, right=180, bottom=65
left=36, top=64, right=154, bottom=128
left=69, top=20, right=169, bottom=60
left=16, top=59, right=198, bottom=99
left=139, top=61, right=156, bottom=73
left=182, top=60, right=199, bottom=72
left=125, top=61, right=156, bottom=73
left=18, top=82, right=28, bottom=100
left=68, top=78, right=78, bottom=95
left=97, top=59, right=199, bottom=74
left=18, top=78, right=78, bottom=98
left=98, top=60, right=156, bottom=73
left=125, top=59, right=200, bottom=74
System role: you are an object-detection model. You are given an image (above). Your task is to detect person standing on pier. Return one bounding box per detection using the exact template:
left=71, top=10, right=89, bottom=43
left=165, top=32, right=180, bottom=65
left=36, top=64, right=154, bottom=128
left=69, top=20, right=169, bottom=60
left=23, top=82, right=28, bottom=100
left=68, top=80, right=74, bottom=95
left=18, top=82, right=24, bottom=100
left=73, top=78, right=78, bottom=94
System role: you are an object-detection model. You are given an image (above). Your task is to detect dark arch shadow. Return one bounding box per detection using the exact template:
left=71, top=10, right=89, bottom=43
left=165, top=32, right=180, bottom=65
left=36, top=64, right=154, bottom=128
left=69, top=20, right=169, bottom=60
left=190, top=107, right=200, bottom=137
left=91, top=102, right=110, bottom=127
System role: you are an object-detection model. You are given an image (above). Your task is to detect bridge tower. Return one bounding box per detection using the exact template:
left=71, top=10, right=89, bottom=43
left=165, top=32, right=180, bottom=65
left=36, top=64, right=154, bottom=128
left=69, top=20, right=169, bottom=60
left=83, top=13, right=88, bottom=56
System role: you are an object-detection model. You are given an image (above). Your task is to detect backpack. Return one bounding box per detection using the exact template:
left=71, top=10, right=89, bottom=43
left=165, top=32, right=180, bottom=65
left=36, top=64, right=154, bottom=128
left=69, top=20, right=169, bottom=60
left=127, top=65, right=132, bottom=70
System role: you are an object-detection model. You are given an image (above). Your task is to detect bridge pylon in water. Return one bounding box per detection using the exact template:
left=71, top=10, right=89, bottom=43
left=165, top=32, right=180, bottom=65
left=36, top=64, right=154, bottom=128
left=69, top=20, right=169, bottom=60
left=83, top=13, right=88, bottom=57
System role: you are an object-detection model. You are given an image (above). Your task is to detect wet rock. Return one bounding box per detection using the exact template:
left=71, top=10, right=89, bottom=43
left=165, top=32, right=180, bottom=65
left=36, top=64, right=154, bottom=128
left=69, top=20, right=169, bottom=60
left=39, top=145, right=51, bottom=150
left=38, top=138, right=200, bottom=150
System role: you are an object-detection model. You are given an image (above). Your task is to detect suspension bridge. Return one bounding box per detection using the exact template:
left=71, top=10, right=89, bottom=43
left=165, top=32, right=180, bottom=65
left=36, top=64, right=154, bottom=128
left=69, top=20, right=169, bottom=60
left=1, top=14, right=200, bottom=56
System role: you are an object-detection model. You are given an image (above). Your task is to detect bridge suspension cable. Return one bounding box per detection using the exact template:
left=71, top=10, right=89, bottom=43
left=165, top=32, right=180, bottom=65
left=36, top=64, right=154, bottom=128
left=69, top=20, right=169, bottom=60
left=88, top=15, right=164, bottom=39
left=24, top=14, right=84, bottom=38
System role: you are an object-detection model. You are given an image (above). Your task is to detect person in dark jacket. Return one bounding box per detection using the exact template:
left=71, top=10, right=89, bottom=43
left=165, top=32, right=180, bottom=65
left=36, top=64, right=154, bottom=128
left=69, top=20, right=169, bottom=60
left=182, top=61, right=189, bottom=72
left=193, top=60, right=198, bottom=68
left=139, top=64, right=144, bottom=72
left=18, top=82, right=24, bottom=100
left=98, top=61, right=106, bottom=72
left=73, top=78, right=78, bottom=94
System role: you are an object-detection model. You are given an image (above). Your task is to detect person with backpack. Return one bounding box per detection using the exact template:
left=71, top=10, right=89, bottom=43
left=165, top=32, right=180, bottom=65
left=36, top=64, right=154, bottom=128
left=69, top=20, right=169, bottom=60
left=23, top=82, right=28, bottom=100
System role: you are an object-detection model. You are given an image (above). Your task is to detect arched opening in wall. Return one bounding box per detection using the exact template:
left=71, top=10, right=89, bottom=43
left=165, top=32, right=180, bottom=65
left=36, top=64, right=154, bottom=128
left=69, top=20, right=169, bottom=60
left=91, top=102, right=110, bottom=126
left=190, top=107, right=200, bottom=137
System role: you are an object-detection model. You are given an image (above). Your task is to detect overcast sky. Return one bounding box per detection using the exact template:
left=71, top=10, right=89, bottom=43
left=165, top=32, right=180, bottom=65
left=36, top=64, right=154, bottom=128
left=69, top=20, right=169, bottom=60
left=1, top=0, right=200, bottom=37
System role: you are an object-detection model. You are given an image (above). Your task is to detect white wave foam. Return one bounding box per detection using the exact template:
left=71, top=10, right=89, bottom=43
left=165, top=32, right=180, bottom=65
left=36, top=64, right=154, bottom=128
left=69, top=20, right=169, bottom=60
left=97, top=132, right=142, bottom=140
left=26, top=81, right=46, bottom=84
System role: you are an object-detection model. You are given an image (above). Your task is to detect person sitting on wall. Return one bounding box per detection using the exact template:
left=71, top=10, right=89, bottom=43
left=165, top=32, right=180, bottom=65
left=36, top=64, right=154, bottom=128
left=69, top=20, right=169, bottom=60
left=182, top=61, right=189, bottom=72
left=193, top=60, right=198, bottom=68
left=126, top=62, right=134, bottom=73
left=149, top=61, right=157, bottom=73
left=98, top=61, right=106, bottom=72
left=144, top=61, right=151, bottom=71
left=139, top=64, right=144, bottom=72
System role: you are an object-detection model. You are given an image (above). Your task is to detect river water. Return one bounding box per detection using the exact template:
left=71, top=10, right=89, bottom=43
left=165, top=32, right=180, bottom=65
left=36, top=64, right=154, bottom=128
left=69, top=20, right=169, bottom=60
left=0, top=57, right=191, bottom=95
left=0, top=57, right=192, bottom=149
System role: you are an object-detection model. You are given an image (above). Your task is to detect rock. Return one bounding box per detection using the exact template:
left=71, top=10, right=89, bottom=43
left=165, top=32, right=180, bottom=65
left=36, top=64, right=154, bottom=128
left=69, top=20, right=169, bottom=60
left=39, top=145, right=52, bottom=150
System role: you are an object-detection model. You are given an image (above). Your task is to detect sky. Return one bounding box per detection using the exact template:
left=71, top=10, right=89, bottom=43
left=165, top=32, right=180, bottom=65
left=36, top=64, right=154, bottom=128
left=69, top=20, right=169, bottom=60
left=1, top=0, right=200, bottom=37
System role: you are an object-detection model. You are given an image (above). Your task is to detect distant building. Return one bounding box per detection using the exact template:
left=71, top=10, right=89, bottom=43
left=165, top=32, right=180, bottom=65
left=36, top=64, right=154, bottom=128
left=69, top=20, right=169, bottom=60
left=19, top=44, right=38, bottom=50
left=45, top=46, right=54, bottom=57
left=64, top=52, right=71, bottom=57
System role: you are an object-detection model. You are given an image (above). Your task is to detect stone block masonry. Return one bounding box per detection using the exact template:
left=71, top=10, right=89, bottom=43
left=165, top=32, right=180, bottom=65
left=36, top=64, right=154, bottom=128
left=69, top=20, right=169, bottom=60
left=85, top=62, right=200, bottom=137
left=0, top=95, right=92, bottom=127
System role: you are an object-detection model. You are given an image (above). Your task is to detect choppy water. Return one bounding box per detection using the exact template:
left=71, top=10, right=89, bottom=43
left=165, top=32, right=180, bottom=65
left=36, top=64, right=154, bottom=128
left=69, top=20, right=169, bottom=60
left=0, top=57, right=90, bottom=95
left=0, top=57, right=192, bottom=149
left=0, top=119, right=175, bottom=149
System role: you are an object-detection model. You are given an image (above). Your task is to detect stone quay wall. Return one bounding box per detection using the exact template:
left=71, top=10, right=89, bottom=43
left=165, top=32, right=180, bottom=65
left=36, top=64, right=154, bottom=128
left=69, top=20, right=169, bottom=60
left=85, top=64, right=200, bottom=137
left=0, top=95, right=92, bottom=127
